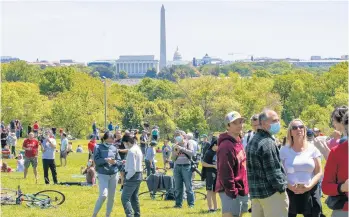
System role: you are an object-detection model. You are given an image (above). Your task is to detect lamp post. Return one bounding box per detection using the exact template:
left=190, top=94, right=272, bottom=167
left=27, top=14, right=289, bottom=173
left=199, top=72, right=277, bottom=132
left=102, top=76, right=107, bottom=131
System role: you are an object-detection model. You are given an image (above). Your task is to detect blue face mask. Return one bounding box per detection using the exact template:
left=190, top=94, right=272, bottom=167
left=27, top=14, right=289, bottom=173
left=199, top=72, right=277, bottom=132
left=269, top=122, right=281, bottom=135
left=175, top=136, right=183, bottom=143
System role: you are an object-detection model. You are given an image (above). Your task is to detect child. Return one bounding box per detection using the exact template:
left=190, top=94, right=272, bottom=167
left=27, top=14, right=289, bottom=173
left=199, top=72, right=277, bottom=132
left=1, top=162, right=13, bottom=173
left=145, top=141, right=157, bottom=177
left=162, top=140, right=172, bottom=170
left=76, top=145, right=83, bottom=153
left=202, top=140, right=218, bottom=212
left=2, top=145, right=11, bottom=159
left=16, top=154, right=24, bottom=172
left=67, top=142, right=73, bottom=155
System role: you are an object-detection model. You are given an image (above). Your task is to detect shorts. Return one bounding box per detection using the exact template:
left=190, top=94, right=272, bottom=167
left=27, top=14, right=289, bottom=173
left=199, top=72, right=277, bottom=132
left=206, top=171, right=217, bottom=191
left=219, top=192, right=248, bottom=217
left=24, top=157, right=38, bottom=168
left=60, top=151, right=67, bottom=159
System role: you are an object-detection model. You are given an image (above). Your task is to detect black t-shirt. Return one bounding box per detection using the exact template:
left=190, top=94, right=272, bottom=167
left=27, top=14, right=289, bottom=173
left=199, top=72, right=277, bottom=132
left=201, top=142, right=211, bottom=157
left=203, top=149, right=217, bottom=173
left=115, top=139, right=126, bottom=159
left=28, top=125, right=32, bottom=133
left=140, top=135, right=147, bottom=147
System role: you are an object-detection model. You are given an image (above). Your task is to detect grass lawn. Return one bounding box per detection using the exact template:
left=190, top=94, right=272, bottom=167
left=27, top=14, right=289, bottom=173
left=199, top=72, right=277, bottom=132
left=1, top=139, right=332, bottom=217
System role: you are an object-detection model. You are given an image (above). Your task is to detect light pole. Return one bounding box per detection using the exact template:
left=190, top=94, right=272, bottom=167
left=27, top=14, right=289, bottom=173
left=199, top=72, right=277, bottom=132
left=102, top=76, right=107, bottom=131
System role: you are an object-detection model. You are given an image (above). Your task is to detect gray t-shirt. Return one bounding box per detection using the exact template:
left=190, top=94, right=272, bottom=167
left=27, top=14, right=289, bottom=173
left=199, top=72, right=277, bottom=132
left=42, top=138, right=57, bottom=160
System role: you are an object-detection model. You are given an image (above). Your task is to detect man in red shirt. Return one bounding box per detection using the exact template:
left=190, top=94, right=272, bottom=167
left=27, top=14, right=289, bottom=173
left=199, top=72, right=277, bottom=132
left=33, top=121, right=39, bottom=137
left=216, top=111, right=249, bottom=217
left=22, top=132, right=39, bottom=182
left=88, top=136, right=97, bottom=161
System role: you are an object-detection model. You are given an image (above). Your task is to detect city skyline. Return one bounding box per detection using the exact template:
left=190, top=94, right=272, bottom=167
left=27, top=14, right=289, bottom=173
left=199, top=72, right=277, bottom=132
left=1, top=1, right=348, bottom=62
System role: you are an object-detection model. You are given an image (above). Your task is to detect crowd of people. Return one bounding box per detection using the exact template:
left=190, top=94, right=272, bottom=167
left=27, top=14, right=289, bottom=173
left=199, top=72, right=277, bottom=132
left=1, top=105, right=348, bottom=217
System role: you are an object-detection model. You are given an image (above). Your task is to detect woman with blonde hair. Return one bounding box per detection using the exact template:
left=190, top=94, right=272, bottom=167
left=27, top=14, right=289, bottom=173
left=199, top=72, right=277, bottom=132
left=280, top=119, right=323, bottom=217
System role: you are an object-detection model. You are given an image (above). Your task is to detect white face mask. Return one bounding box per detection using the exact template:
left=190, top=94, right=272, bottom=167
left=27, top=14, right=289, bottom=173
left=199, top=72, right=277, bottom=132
left=87, top=162, right=92, bottom=167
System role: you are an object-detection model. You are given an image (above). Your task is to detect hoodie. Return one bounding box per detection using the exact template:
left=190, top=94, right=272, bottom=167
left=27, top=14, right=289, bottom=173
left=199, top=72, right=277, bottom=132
left=215, top=132, right=249, bottom=199
left=93, top=144, right=122, bottom=175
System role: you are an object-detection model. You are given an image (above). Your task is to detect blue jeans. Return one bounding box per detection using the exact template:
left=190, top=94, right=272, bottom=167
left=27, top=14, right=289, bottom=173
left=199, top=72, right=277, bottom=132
left=173, top=164, right=195, bottom=207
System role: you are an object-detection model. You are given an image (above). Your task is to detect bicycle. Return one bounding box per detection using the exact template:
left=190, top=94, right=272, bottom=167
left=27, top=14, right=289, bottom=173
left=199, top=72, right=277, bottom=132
left=1, top=185, right=65, bottom=209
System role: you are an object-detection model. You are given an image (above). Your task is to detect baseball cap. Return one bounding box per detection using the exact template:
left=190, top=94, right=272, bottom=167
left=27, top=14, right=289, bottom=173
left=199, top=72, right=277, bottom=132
left=224, top=111, right=245, bottom=125
left=313, top=128, right=320, bottom=132
left=306, top=129, right=314, bottom=137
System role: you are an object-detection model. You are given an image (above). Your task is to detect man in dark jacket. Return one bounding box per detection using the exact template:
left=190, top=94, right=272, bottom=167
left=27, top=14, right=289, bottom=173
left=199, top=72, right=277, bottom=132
left=246, top=109, right=288, bottom=217
left=216, top=111, right=249, bottom=217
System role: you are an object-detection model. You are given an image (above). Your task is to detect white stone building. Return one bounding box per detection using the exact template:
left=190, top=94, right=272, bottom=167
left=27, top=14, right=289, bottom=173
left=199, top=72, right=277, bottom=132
left=116, top=55, right=159, bottom=77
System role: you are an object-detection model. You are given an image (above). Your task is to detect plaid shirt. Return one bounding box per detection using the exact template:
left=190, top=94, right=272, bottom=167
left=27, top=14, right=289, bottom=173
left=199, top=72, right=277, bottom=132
left=246, top=129, right=287, bottom=199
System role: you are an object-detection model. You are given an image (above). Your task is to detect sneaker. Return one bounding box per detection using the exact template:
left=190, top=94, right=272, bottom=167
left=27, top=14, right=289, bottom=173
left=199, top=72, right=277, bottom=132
left=188, top=205, right=194, bottom=209
left=173, top=205, right=182, bottom=208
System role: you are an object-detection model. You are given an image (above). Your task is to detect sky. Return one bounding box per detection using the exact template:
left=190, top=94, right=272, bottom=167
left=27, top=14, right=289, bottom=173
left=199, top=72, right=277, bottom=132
left=1, top=1, right=348, bottom=62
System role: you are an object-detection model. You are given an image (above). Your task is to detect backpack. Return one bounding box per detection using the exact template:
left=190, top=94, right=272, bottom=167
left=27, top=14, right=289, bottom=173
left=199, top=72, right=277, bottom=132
left=164, top=188, right=176, bottom=200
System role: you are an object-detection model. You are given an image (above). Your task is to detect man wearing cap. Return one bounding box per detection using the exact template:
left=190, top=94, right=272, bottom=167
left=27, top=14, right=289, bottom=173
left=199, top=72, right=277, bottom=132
left=216, top=111, right=249, bottom=217
left=246, top=109, right=288, bottom=217
left=172, top=130, right=195, bottom=208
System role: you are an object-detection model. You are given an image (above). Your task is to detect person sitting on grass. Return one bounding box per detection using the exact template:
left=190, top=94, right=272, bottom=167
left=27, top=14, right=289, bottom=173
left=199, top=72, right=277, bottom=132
left=162, top=139, right=172, bottom=170
left=59, top=159, right=97, bottom=186
left=81, top=159, right=97, bottom=185
left=67, top=142, right=73, bottom=155
left=16, top=154, right=24, bottom=172
left=1, top=162, right=13, bottom=172
left=76, top=145, right=83, bottom=153
left=202, top=139, right=218, bottom=213
left=2, top=145, right=11, bottom=159
left=145, top=141, right=157, bottom=177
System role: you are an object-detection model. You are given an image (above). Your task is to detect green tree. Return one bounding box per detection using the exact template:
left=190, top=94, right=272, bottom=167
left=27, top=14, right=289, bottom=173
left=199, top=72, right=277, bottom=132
left=2, top=61, right=42, bottom=83
left=145, top=68, right=157, bottom=78
left=119, top=70, right=128, bottom=79
left=39, top=67, right=74, bottom=96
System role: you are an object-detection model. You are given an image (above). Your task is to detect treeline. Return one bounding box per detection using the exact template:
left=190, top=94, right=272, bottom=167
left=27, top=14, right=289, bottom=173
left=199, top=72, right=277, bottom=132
left=1, top=60, right=347, bottom=139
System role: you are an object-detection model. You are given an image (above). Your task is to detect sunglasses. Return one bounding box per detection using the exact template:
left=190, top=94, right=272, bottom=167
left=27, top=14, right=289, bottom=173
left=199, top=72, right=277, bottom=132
left=291, top=125, right=305, bottom=130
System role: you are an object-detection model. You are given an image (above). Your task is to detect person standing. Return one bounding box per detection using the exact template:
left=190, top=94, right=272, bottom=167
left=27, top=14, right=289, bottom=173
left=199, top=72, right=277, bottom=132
left=92, top=132, right=122, bottom=217
left=41, top=130, right=58, bottom=184
left=242, top=114, right=260, bottom=149
left=144, top=141, right=156, bottom=177
left=280, top=119, right=323, bottom=217
left=202, top=141, right=218, bottom=212
left=162, top=139, right=172, bottom=170
left=33, top=121, right=39, bottom=137
left=88, top=136, right=97, bottom=161
left=1, top=129, right=8, bottom=149
left=246, top=109, right=288, bottom=217
left=121, top=134, right=143, bottom=217
left=108, top=122, right=114, bottom=132
left=172, top=130, right=195, bottom=208
left=92, top=121, right=97, bottom=138
left=140, top=130, right=148, bottom=158
left=27, top=123, right=32, bottom=135
left=60, top=133, right=68, bottom=167
left=7, top=132, right=17, bottom=156
left=322, top=108, right=348, bottom=217
left=216, top=111, right=249, bottom=217
left=22, top=132, right=39, bottom=182
left=116, top=130, right=128, bottom=192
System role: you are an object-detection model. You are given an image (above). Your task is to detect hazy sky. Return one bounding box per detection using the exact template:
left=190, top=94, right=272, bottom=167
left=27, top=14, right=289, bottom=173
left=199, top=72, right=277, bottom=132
left=1, top=1, right=348, bottom=62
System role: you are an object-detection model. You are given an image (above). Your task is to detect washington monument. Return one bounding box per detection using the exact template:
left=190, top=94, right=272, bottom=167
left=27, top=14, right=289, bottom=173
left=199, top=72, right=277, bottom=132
left=160, top=5, right=166, bottom=71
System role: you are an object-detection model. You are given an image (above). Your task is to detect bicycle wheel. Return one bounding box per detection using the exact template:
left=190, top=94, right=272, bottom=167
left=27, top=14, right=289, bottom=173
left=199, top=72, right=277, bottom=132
left=33, top=190, right=65, bottom=206
left=0, top=188, right=17, bottom=205
left=138, top=191, right=165, bottom=201
left=194, top=191, right=207, bottom=200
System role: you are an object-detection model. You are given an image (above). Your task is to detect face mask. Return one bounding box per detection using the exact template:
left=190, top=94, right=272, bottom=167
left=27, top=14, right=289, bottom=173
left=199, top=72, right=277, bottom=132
left=269, top=122, right=281, bottom=135
left=87, top=162, right=92, bottom=167
left=175, top=136, right=183, bottom=143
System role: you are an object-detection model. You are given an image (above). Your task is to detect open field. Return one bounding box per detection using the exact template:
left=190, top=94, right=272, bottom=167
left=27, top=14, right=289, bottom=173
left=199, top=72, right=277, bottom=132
left=1, top=139, right=332, bottom=217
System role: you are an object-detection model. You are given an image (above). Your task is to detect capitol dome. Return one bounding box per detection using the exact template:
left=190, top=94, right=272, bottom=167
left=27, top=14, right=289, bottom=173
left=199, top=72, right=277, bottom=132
left=173, top=46, right=182, bottom=61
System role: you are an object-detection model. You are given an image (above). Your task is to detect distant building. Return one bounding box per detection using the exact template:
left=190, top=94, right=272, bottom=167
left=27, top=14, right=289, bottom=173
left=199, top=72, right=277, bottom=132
left=290, top=60, right=347, bottom=67
left=167, top=47, right=190, bottom=67
left=311, top=56, right=322, bottom=60
left=1, top=56, right=20, bottom=63
left=87, top=60, right=115, bottom=68
left=115, top=55, right=159, bottom=77
left=60, top=59, right=86, bottom=66
left=341, top=55, right=348, bottom=60
left=195, top=53, right=223, bottom=66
